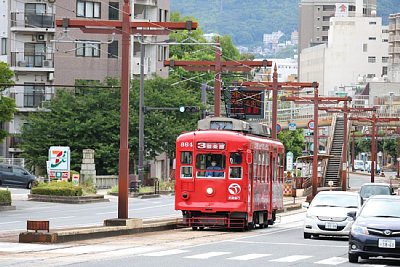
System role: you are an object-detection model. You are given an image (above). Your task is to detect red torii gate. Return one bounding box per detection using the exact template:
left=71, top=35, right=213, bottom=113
left=241, top=77, right=317, bottom=139
left=281, top=93, right=350, bottom=198
left=318, top=106, right=376, bottom=191
left=164, top=47, right=271, bottom=117
left=56, top=1, right=198, bottom=219
left=349, top=115, right=400, bottom=183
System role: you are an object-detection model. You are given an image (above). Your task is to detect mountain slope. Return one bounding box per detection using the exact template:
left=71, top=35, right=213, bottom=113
left=171, top=0, right=400, bottom=46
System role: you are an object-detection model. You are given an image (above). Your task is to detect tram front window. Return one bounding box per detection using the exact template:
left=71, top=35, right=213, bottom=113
left=196, top=154, right=226, bottom=178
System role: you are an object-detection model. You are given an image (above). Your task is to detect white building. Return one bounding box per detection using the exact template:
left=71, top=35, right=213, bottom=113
left=300, top=15, right=389, bottom=95
left=254, top=58, right=298, bottom=83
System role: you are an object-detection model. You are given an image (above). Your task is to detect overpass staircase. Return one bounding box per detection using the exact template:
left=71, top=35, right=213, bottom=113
left=323, top=116, right=344, bottom=187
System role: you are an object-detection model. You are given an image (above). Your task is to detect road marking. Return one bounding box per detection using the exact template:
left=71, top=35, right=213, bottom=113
left=184, top=252, right=231, bottom=259
left=142, top=249, right=189, bottom=256
left=48, top=216, right=75, bottom=220
left=315, top=257, right=348, bottom=265
left=227, top=253, right=271, bottom=260
left=101, top=246, right=161, bottom=257
left=0, top=242, right=66, bottom=252
left=0, top=221, right=22, bottom=225
left=230, top=240, right=347, bottom=248
left=271, top=255, right=313, bottom=262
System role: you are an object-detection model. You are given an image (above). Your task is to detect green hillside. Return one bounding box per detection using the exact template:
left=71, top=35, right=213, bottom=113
left=171, top=0, right=400, bottom=47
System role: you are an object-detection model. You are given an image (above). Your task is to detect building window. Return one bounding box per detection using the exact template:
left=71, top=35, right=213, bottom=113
left=24, top=43, right=45, bottom=67
left=76, top=41, right=100, bottom=57
left=382, top=66, right=388, bottom=76
left=109, top=2, right=119, bottom=20
left=368, top=56, right=376, bottom=63
left=1, top=38, right=6, bottom=55
left=77, top=1, right=100, bottom=18
left=24, top=83, right=44, bottom=108
left=382, top=57, right=389, bottom=63
left=323, top=16, right=331, bottom=21
left=369, top=21, right=377, bottom=25
left=363, top=43, right=368, bottom=52
left=164, top=10, right=168, bottom=22
left=322, top=36, right=328, bottom=41
left=322, top=5, right=335, bottom=11
left=159, top=9, right=163, bottom=22
left=108, top=40, right=118, bottom=58
left=349, top=5, right=356, bottom=11
left=369, top=37, right=376, bottom=40
left=383, top=38, right=388, bottom=42
left=322, top=26, right=329, bottom=31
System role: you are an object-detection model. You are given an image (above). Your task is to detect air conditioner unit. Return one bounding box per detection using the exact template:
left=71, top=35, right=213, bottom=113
left=43, top=60, right=53, bottom=67
left=37, top=34, right=45, bottom=41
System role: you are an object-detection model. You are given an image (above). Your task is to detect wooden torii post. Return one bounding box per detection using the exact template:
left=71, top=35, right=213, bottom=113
left=318, top=106, right=376, bottom=190
left=164, top=45, right=272, bottom=117
left=281, top=93, right=350, bottom=198
left=349, top=115, right=400, bottom=183
left=55, top=1, right=198, bottom=219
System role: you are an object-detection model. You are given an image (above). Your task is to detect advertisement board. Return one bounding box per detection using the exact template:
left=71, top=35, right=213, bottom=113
left=48, top=146, right=70, bottom=181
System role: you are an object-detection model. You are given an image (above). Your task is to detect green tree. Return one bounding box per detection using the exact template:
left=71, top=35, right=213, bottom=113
left=0, top=62, right=17, bottom=142
left=19, top=77, right=201, bottom=174
left=277, top=129, right=305, bottom=160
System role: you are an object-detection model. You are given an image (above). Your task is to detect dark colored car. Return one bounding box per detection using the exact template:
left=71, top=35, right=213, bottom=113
left=348, top=195, right=400, bottom=263
left=359, top=183, right=395, bottom=203
left=0, top=164, right=37, bottom=189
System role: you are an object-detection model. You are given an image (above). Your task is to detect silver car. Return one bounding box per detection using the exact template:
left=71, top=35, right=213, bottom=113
left=303, top=191, right=362, bottom=239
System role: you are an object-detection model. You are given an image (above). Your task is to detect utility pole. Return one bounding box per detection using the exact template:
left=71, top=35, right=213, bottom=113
left=164, top=45, right=271, bottom=117
left=56, top=6, right=197, bottom=219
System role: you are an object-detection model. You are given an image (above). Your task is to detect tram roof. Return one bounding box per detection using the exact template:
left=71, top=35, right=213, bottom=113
left=197, top=117, right=270, bottom=137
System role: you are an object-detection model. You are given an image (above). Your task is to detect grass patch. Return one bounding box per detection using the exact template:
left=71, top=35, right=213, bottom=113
left=0, top=189, right=11, bottom=204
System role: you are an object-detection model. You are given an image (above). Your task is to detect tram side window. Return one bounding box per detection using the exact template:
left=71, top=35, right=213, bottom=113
left=196, top=154, right=226, bottom=178
left=229, top=152, right=242, bottom=164
left=181, top=166, right=193, bottom=178
left=180, top=151, right=193, bottom=179
left=181, top=151, right=192, bottom=164
left=229, top=152, right=242, bottom=179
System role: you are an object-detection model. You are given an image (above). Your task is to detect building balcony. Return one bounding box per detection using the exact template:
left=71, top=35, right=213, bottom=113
left=9, top=88, right=54, bottom=110
left=389, top=47, right=400, bottom=54
left=389, top=35, right=400, bottom=42
left=135, top=0, right=158, bottom=6
left=10, top=12, right=55, bottom=32
left=10, top=52, right=54, bottom=71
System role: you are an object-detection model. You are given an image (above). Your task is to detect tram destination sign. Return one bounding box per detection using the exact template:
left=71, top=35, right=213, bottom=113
left=227, top=87, right=265, bottom=119
left=197, top=142, right=226, bottom=150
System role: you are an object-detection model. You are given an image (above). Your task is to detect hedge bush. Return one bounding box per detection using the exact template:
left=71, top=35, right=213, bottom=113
left=31, top=181, right=83, bottom=196
left=0, top=190, right=11, bottom=204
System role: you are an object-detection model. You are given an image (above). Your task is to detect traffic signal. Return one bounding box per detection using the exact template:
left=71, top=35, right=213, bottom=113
left=179, top=106, right=200, bottom=113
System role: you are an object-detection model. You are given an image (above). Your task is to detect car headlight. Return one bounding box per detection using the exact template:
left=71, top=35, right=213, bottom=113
left=306, top=213, right=317, bottom=219
left=351, top=225, right=369, bottom=235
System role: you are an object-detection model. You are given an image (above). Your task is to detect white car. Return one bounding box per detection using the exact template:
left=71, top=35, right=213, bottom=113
left=303, top=191, right=362, bottom=239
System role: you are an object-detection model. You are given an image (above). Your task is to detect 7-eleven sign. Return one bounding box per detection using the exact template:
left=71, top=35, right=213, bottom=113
left=49, top=146, right=70, bottom=179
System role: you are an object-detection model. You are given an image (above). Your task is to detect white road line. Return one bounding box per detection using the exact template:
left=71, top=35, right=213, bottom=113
left=315, top=257, right=348, bottom=265
left=271, top=255, right=313, bottom=262
left=48, top=216, right=75, bottom=220
left=185, top=252, right=231, bottom=259
left=227, top=253, right=272, bottom=260
left=230, top=240, right=347, bottom=248
left=0, top=221, right=22, bottom=225
left=184, top=252, right=231, bottom=259
left=101, top=246, right=161, bottom=257
left=142, top=249, right=189, bottom=257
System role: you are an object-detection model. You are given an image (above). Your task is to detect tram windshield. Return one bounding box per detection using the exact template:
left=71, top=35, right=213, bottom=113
left=196, top=154, right=226, bottom=178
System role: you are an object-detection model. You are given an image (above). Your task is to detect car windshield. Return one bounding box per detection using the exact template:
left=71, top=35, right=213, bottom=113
left=360, top=185, right=391, bottom=199
left=359, top=199, right=400, bottom=218
left=311, top=194, right=359, bottom=208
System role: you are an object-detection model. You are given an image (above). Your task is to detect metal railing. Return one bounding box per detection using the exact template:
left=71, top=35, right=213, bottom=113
left=11, top=52, right=54, bottom=68
left=11, top=12, right=55, bottom=28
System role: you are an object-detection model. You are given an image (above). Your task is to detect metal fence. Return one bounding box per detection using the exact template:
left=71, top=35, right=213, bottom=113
left=0, top=158, right=25, bottom=167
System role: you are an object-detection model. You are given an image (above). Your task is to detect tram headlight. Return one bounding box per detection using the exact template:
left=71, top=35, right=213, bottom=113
left=206, top=187, right=214, bottom=195
left=182, top=192, right=189, bottom=200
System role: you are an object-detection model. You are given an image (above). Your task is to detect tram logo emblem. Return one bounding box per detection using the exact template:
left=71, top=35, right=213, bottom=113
left=228, top=183, right=241, bottom=195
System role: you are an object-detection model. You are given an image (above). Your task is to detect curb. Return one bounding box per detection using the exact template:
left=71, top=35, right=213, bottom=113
left=28, top=194, right=110, bottom=204
left=18, top=203, right=303, bottom=243
left=0, top=205, right=16, bottom=211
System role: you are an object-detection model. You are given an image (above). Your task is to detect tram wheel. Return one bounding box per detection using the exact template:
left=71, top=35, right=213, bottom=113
left=192, top=227, right=198, bottom=231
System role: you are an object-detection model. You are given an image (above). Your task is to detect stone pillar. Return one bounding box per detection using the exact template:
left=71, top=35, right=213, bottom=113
left=80, top=149, right=96, bottom=186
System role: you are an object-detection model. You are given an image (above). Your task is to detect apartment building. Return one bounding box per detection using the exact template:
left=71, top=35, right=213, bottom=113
left=388, top=13, right=400, bottom=82
left=300, top=15, right=389, bottom=95
left=0, top=0, right=170, bottom=159
left=299, top=0, right=377, bottom=52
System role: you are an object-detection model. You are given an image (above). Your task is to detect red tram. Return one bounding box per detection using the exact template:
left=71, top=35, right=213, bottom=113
left=175, top=117, right=284, bottom=230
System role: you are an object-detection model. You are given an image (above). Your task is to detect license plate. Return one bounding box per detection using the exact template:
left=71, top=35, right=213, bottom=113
left=325, top=222, right=338, bottom=229
left=379, top=239, right=396, bottom=248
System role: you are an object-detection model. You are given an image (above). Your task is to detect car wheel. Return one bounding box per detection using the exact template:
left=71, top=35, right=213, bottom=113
left=27, top=181, right=33, bottom=189
left=304, top=232, right=312, bottom=239
left=348, top=253, right=358, bottom=263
